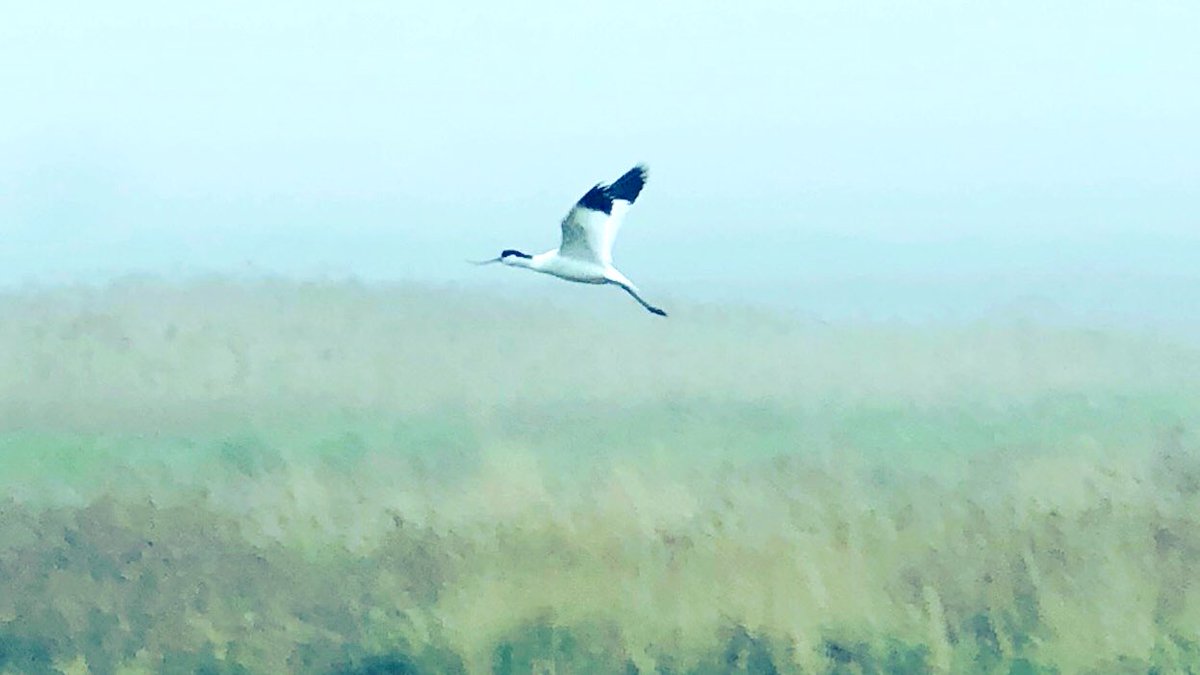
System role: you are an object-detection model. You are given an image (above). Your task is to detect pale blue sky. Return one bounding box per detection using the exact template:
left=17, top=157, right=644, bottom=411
left=2, top=1, right=1198, bottom=321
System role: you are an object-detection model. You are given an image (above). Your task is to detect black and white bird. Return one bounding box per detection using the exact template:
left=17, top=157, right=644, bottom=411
left=472, top=164, right=667, bottom=316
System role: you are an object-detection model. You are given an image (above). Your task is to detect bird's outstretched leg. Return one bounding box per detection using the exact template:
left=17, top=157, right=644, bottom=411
left=615, top=283, right=667, bottom=317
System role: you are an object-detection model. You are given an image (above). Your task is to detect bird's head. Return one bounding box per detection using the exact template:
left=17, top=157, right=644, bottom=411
left=470, top=249, right=533, bottom=267
left=499, top=249, right=531, bottom=264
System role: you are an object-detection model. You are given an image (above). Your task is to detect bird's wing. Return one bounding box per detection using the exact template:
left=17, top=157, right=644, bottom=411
left=558, top=184, right=611, bottom=264
left=597, top=165, right=647, bottom=263
left=558, top=165, right=648, bottom=265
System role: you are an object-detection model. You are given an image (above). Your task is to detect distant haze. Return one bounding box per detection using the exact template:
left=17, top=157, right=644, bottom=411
left=3, top=1, right=1198, bottom=326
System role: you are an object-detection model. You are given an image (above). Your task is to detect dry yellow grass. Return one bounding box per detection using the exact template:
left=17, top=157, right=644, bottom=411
left=2, top=279, right=1199, bottom=673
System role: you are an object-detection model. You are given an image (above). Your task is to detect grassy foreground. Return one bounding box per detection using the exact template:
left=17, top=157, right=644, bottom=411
left=2, top=279, right=1200, bottom=674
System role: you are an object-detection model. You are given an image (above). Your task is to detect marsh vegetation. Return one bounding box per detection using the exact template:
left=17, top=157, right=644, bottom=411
left=2, top=280, right=1199, bottom=673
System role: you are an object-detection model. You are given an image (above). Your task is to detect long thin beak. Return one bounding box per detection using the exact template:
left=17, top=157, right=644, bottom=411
left=468, top=257, right=502, bottom=266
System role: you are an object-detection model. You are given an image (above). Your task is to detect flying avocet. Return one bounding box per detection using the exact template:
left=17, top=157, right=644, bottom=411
left=472, top=164, right=667, bottom=317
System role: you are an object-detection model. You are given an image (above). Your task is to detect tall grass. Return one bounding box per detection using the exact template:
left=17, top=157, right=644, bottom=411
left=2, top=278, right=1199, bottom=673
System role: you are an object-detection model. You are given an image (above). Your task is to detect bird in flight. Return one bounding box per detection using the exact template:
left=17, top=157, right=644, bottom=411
left=472, top=164, right=667, bottom=317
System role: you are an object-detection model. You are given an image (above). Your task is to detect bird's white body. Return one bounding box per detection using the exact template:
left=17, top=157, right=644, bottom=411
left=521, top=252, right=611, bottom=284
left=475, top=165, right=666, bottom=316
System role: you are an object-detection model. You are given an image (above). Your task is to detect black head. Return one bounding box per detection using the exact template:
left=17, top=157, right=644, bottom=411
left=500, top=249, right=532, bottom=259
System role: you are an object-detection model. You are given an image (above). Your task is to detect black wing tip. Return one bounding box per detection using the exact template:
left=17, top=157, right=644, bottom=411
left=576, top=183, right=612, bottom=214
left=606, top=164, right=648, bottom=203
left=574, top=164, right=648, bottom=213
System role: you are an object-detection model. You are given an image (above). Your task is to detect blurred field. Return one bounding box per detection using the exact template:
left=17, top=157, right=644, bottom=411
left=2, top=278, right=1200, bottom=674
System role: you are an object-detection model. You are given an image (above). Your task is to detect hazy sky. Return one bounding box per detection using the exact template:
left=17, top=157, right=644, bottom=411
left=2, top=1, right=1198, bottom=319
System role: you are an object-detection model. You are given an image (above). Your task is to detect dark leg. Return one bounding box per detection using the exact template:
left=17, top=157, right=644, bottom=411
left=616, top=283, right=667, bottom=317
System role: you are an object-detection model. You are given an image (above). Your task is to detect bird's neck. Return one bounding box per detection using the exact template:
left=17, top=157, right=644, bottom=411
left=519, top=252, right=554, bottom=270
left=503, top=252, right=547, bottom=271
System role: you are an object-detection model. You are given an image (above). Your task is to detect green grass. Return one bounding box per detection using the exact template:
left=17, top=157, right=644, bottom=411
left=2, top=279, right=1200, bottom=673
